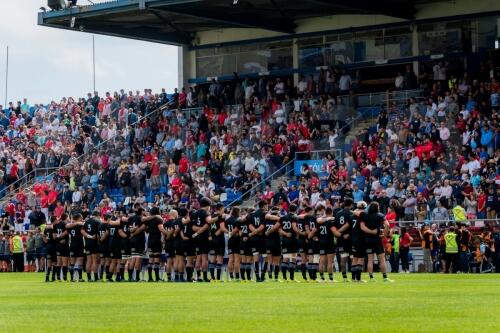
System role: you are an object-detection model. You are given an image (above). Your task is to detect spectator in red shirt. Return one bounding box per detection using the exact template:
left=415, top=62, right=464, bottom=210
left=53, top=201, right=65, bottom=220
left=178, top=153, right=189, bottom=174
left=399, top=227, right=414, bottom=273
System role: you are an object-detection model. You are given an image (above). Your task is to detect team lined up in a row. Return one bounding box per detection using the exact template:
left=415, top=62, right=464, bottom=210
left=42, top=198, right=394, bottom=283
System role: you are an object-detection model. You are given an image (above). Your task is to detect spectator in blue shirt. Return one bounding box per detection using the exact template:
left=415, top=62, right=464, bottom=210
left=354, top=170, right=366, bottom=190
left=480, top=125, right=494, bottom=154
left=352, top=184, right=364, bottom=202
left=287, top=185, right=299, bottom=204
left=380, top=170, right=392, bottom=188
left=465, top=95, right=476, bottom=111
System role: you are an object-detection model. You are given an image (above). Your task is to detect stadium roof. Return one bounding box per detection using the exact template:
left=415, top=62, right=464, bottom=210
left=38, top=0, right=437, bottom=46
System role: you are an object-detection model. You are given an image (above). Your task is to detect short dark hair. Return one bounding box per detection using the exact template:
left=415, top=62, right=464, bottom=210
left=200, top=197, right=212, bottom=208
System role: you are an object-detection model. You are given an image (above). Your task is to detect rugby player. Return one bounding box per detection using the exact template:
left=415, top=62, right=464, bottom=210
left=54, top=213, right=70, bottom=281
left=98, top=214, right=111, bottom=281
left=279, top=204, right=299, bottom=282
left=295, top=206, right=309, bottom=281
left=361, top=202, right=393, bottom=282
left=208, top=203, right=227, bottom=282
left=305, top=206, right=319, bottom=281
left=129, top=206, right=146, bottom=282
left=42, top=217, right=56, bottom=282
left=142, top=207, right=168, bottom=282
left=180, top=209, right=195, bottom=282
left=248, top=201, right=267, bottom=282
left=163, top=209, right=177, bottom=282
left=82, top=211, right=100, bottom=282
left=117, top=211, right=132, bottom=281
left=316, top=206, right=336, bottom=282
left=106, top=214, right=124, bottom=282
left=351, top=201, right=367, bottom=282
left=225, top=206, right=242, bottom=281
left=66, top=213, right=85, bottom=282
left=239, top=208, right=253, bottom=281
left=263, top=205, right=282, bottom=281
left=172, top=207, right=187, bottom=282
left=192, top=198, right=215, bottom=282
left=332, top=198, right=354, bottom=282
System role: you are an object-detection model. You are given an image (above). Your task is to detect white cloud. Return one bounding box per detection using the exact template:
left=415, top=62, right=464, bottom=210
left=0, top=0, right=179, bottom=104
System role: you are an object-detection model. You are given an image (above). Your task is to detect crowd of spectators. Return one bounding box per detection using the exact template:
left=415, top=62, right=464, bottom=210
left=0, top=62, right=499, bottom=238
left=260, top=62, right=500, bottom=228
left=0, top=71, right=362, bottom=234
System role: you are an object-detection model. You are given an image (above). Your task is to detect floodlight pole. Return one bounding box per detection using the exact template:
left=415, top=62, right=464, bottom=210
left=4, top=46, right=8, bottom=106
left=92, top=35, right=96, bottom=93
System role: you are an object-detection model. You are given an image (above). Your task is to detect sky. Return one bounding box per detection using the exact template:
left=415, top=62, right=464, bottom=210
left=0, top=0, right=179, bottom=105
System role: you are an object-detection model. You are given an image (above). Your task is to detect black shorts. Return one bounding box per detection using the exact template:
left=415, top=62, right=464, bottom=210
left=249, top=236, right=265, bottom=255
left=172, top=239, right=183, bottom=256
left=99, top=243, right=110, bottom=258
left=297, top=238, right=307, bottom=254
left=121, top=238, right=131, bottom=258
left=27, top=251, right=36, bottom=262
left=35, top=247, right=46, bottom=259
left=182, top=239, right=195, bottom=257
left=240, top=238, right=253, bottom=257
left=228, top=237, right=241, bottom=255
left=194, top=237, right=209, bottom=255
left=365, top=239, right=384, bottom=255
left=109, top=243, right=122, bottom=260
left=319, top=238, right=335, bottom=255
left=148, top=237, right=162, bottom=255
left=69, top=244, right=84, bottom=258
left=266, top=238, right=281, bottom=257
left=56, top=243, right=69, bottom=257
left=351, top=240, right=366, bottom=258
left=281, top=237, right=297, bottom=255
left=45, top=245, right=56, bottom=261
left=307, top=239, right=320, bottom=255
left=164, top=241, right=175, bottom=258
left=130, top=237, right=145, bottom=257
left=85, top=239, right=99, bottom=255
left=336, top=237, right=351, bottom=254
left=210, top=236, right=225, bottom=256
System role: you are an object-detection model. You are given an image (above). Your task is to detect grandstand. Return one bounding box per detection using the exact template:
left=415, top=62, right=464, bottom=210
left=0, top=0, right=490, bottom=215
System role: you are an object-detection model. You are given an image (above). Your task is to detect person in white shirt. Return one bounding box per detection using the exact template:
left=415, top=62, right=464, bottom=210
left=243, top=152, right=256, bottom=172
left=297, top=76, right=307, bottom=95
left=174, top=137, right=183, bottom=151
left=437, top=96, right=447, bottom=120
left=408, top=152, right=420, bottom=173
left=440, top=180, right=452, bottom=200
left=328, top=130, right=338, bottom=149
left=244, top=84, right=254, bottom=101
left=274, top=78, right=285, bottom=97
left=466, top=158, right=481, bottom=176
left=339, top=71, right=351, bottom=92
left=395, top=72, right=404, bottom=89
left=438, top=122, right=450, bottom=141
left=72, top=189, right=82, bottom=204
left=274, top=108, right=285, bottom=124
left=310, top=187, right=321, bottom=207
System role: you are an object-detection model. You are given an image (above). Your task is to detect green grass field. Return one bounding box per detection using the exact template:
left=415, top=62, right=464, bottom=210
left=1, top=273, right=499, bottom=332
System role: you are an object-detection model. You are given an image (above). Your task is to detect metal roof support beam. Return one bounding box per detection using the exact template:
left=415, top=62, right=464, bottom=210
left=305, top=0, right=415, bottom=20
left=79, top=23, right=192, bottom=45
left=152, top=6, right=296, bottom=34
left=150, top=10, right=193, bottom=43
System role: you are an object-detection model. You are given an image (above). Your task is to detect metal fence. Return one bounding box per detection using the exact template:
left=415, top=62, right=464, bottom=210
left=390, top=218, right=500, bottom=228
left=337, top=88, right=425, bottom=108
left=225, top=158, right=296, bottom=208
